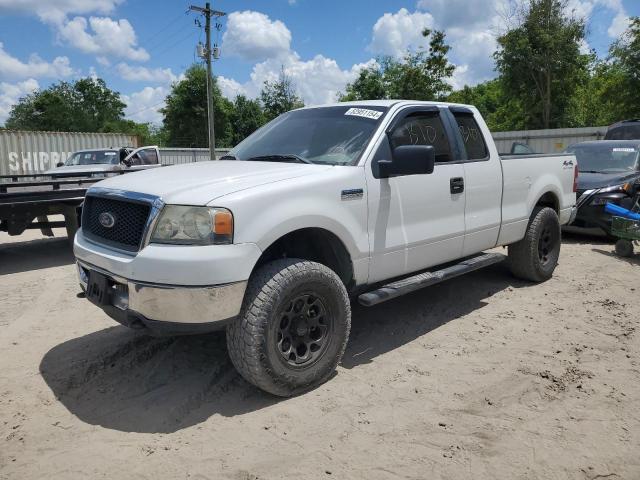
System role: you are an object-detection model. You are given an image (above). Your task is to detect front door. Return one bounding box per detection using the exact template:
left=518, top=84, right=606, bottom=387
left=365, top=107, right=466, bottom=283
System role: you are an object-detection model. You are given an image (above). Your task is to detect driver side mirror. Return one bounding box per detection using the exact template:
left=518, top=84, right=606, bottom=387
left=56, top=162, right=64, bottom=167
left=378, top=145, right=435, bottom=178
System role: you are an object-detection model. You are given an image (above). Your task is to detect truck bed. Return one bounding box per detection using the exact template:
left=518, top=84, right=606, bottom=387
left=498, top=152, right=577, bottom=246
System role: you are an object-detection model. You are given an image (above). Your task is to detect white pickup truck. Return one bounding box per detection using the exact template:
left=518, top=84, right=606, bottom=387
left=74, top=101, right=578, bottom=396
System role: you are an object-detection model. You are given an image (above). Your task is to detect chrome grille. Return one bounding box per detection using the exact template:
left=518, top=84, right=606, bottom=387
left=82, top=195, right=151, bottom=252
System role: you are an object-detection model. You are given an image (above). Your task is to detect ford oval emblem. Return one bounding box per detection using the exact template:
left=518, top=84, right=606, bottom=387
left=98, top=212, right=116, bottom=229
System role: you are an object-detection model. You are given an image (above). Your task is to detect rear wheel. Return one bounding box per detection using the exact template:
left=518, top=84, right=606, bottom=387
left=508, top=207, right=561, bottom=282
left=226, top=259, right=350, bottom=397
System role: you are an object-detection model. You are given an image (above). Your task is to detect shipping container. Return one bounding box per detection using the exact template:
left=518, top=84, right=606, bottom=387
left=0, top=130, right=139, bottom=175
left=492, top=126, right=607, bottom=154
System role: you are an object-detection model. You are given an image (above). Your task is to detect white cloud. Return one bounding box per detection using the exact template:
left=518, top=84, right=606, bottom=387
left=122, top=86, right=168, bottom=124
left=116, top=63, right=180, bottom=84
left=0, top=78, right=39, bottom=124
left=368, top=8, right=434, bottom=57
left=0, top=0, right=122, bottom=24
left=57, top=16, right=149, bottom=61
left=0, top=42, right=73, bottom=81
left=608, top=11, right=630, bottom=38
left=222, top=10, right=291, bottom=61
left=563, top=0, right=629, bottom=38
left=218, top=76, right=247, bottom=99
left=220, top=53, right=375, bottom=105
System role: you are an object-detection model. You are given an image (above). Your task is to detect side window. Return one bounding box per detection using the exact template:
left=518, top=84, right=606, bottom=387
left=128, top=154, right=142, bottom=166
left=389, top=112, right=452, bottom=162
left=453, top=113, right=488, bottom=160
left=139, top=148, right=158, bottom=165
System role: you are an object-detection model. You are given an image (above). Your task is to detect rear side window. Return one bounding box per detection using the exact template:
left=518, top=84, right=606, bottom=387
left=389, top=112, right=452, bottom=162
left=453, top=113, right=488, bottom=160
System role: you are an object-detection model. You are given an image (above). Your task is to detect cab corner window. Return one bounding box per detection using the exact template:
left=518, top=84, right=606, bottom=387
left=389, top=112, right=452, bottom=163
left=453, top=113, right=488, bottom=160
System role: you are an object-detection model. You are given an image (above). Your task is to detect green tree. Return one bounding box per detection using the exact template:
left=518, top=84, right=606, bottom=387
left=339, top=65, right=386, bottom=101
left=385, top=29, right=455, bottom=100
left=447, top=79, right=528, bottom=131
left=229, top=95, right=266, bottom=145
left=161, top=64, right=233, bottom=147
left=339, top=29, right=455, bottom=102
left=5, top=78, right=126, bottom=132
left=260, top=68, right=304, bottom=121
left=604, top=17, right=640, bottom=120
left=494, top=0, right=588, bottom=129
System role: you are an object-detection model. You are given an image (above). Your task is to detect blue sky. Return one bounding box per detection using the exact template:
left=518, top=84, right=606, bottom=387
left=0, top=0, right=638, bottom=125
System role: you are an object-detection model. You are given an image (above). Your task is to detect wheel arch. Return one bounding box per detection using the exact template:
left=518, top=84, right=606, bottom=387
left=535, top=190, right=560, bottom=214
left=252, top=227, right=355, bottom=290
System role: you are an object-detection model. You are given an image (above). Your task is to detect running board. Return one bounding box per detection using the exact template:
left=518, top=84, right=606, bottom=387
left=358, top=252, right=506, bottom=307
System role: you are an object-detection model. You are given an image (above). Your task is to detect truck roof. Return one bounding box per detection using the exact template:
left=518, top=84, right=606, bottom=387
left=298, top=100, right=475, bottom=110
left=73, top=148, right=119, bottom=153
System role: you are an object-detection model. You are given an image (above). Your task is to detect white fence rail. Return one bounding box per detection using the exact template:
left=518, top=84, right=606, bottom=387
left=493, top=126, right=607, bottom=154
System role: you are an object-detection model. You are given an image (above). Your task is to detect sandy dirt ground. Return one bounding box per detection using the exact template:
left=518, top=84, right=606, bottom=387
left=1, top=228, right=639, bottom=480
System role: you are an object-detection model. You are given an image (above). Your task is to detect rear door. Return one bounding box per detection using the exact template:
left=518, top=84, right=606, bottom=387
left=446, top=107, right=502, bottom=255
left=365, top=106, right=466, bottom=282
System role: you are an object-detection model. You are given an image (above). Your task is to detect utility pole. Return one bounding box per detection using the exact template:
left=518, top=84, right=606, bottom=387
left=190, top=3, right=225, bottom=160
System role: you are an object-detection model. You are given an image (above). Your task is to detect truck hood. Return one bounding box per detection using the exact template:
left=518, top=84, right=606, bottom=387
left=577, top=170, right=640, bottom=190
left=89, top=160, right=333, bottom=205
left=45, top=164, right=120, bottom=175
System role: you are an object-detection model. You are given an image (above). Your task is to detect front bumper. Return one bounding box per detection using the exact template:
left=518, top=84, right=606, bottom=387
left=77, top=260, right=246, bottom=335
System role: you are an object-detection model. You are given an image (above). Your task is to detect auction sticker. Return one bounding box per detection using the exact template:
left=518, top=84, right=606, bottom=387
left=345, top=108, right=383, bottom=120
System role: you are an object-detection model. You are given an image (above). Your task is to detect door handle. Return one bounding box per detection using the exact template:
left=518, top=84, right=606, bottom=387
left=450, top=177, right=464, bottom=194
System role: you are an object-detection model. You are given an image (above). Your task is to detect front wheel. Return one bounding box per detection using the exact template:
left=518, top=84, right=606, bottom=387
left=508, top=206, right=561, bottom=282
left=226, top=259, right=351, bottom=397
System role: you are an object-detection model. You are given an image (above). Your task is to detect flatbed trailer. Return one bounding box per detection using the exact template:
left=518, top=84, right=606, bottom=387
left=0, top=172, right=123, bottom=241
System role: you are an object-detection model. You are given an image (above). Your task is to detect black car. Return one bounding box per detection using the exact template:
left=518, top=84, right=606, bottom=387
left=567, top=140, right=640, bottom=236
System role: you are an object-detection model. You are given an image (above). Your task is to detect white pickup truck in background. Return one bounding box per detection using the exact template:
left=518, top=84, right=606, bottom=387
left=73, top=101, right=578, bottom=396
left=44, top=145, right=161, bottom=177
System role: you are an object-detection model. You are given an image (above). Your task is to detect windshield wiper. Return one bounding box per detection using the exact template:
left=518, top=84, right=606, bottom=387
left=246, top=154, right=313, bottom=165
left=579, top=170, right=602, bottom=173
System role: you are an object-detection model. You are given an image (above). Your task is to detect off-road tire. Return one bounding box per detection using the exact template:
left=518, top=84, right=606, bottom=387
left=615, top=239, right=634, bottom=257
left=226, top=259, right=351, bottom=397
left=508, top=206, right=561, bottom=282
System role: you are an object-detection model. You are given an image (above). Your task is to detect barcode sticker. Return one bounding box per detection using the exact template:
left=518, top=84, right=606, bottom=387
left=344, top=108, right=383, bottom=120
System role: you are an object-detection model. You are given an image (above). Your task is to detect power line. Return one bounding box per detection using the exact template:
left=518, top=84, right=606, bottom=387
left=151, top=29, right=199, bottom=58
left=127, top=99, right=166, bottom=118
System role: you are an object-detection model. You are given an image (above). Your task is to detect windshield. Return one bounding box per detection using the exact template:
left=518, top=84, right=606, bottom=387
left=64, top=150, right=119, bottom=166
left=566, top=144, right=640, bottom=173
left=228, top=105, right=388, bottom=166
left=605, top=124, right=640, bottom=140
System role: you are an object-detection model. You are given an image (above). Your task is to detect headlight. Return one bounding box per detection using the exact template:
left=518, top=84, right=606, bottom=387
left=597, top=183, right=627, bottom=194
left=150, top=205, right=233, bottom=245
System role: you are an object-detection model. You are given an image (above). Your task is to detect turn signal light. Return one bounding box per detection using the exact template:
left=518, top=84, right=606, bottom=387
left=214, top=210, right=233, bottom=236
